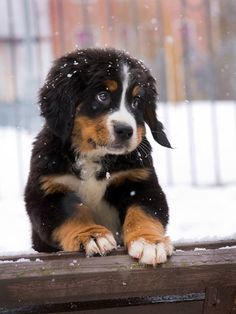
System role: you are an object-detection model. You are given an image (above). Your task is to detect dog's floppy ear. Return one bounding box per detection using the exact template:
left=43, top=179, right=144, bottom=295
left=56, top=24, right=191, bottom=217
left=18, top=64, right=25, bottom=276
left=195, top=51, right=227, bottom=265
left=39, top=56, right=82, bottom=142
left=144, top=78, right=172, bottom=148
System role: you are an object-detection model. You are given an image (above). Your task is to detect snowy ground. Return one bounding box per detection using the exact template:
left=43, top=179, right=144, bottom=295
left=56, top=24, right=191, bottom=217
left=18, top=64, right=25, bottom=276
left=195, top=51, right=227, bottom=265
left=0, top=101, right=236, bottom=255
left=0, top=185, right=235, bottom=255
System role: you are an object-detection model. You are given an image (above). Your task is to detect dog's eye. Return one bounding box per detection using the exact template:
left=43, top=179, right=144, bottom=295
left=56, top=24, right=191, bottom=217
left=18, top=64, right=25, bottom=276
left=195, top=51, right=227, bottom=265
left=96, top=91, right=111, bottom=105
left=132, top=96, right=141, bottom=109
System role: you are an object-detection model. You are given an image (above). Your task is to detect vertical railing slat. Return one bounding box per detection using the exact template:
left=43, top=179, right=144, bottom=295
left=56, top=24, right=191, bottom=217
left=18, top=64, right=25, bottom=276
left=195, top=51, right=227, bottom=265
left=6, top=0, right=24, bottom=194
left=205, top=0, right=222, bottom=185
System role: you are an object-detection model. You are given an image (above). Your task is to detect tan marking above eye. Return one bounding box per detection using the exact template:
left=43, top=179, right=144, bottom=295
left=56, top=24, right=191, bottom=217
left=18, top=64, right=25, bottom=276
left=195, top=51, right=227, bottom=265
left=132, top=85, right=141, bottom=97
left=104, top=80, right=118, bottom=92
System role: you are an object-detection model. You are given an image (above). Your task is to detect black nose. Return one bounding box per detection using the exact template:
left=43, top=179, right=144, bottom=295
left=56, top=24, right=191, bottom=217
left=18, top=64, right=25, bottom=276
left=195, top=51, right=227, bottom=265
left=113, top=123, right=133, bottom=140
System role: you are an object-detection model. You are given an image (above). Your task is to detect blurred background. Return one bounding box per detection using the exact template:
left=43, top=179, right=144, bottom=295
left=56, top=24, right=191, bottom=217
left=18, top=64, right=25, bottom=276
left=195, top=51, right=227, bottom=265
left=0, top=0, right=236, bottom=252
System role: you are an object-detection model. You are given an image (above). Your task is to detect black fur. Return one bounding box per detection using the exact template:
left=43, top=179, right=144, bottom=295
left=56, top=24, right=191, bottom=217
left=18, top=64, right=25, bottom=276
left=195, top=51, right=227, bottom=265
left=25, top=48, right=171, bottom=253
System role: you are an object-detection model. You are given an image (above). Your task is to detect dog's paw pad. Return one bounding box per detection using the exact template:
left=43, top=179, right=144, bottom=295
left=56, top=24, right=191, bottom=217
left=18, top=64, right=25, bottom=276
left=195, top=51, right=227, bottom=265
left=128, top=238, right=173, bottom=265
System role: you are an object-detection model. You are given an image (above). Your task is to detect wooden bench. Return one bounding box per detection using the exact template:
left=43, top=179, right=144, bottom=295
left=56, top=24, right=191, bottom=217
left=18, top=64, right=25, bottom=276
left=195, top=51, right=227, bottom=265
left=1, top=240, right=236, bottom=314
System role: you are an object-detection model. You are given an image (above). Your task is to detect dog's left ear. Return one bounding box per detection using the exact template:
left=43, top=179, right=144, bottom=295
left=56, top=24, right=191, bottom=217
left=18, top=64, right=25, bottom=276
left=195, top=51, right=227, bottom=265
left=144, top=78, right=172, bottom=148
left=39, top=55, right=83, bottom=143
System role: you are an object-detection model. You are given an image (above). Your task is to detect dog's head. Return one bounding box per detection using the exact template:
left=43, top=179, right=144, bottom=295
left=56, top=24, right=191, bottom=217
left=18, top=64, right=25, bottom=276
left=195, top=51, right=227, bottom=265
left=40, top=48, right=171, bottom=156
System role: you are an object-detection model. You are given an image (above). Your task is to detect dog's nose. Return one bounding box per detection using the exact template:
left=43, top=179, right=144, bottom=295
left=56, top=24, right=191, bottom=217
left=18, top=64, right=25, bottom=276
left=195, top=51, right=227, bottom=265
left=113, top=123, right=133, bottom=140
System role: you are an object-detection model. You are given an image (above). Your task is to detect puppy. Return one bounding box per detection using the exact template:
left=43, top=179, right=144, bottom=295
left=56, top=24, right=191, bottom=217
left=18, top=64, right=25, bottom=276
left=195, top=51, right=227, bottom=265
left=25, top=48, right=173, bottom=265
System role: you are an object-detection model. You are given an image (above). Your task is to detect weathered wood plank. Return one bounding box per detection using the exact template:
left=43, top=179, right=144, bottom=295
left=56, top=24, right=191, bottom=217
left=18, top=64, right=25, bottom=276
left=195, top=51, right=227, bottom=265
left=0, top=248, right=236, bottom=312
left=2, top=301, right=204, bottom=314
left=76, top=301, right=204, bottom=314
left=0, top=239, right=235, bottom=261
left=175, top=239, right=236, bottom=251
left=204, top=286, right=236, bottom=314
left=0, top=295, right=205, bottom=314
left=1, top=247, right=236, bottom=278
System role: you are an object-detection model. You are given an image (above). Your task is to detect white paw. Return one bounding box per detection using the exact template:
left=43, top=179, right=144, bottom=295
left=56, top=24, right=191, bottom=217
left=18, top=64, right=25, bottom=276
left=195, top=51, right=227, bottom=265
left=128, top=237, right=173, bottom=265
left=85, top=233, right=117, bottom=256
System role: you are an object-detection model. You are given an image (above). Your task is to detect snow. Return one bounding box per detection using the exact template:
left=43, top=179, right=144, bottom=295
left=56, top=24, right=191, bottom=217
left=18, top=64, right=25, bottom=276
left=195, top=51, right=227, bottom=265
left=219, top=246, right=236, bottom=250
left=0, top=127, right=32, bottom=197
left=0, top=258, right=31, bottom=264
left=0, top=101, right=235, bottom=255
left=1, top=185, right=235, bottom=255
left=148, top=101, right=236, bottom=186
left=166, top=186, right=236, bottom=243
left=0, top=198, right=32, bottom=253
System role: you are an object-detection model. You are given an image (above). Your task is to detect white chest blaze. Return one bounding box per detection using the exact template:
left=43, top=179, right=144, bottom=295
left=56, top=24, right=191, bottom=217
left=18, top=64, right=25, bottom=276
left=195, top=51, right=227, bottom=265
left=77, top=157, right=106, bottom=208
left=52, top=156, right=121, bottom=238
left=77, top=157, right=121, bottom=238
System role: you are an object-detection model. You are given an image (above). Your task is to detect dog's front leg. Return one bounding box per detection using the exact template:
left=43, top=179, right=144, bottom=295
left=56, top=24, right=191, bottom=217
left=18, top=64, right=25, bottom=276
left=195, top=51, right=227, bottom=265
left=123, top=205, right=173, bottom=265
left=52, top=203, right=117, bottom=256
left=107, top=170, right=173, bottom=265
left=31, top=175, right=118, bottom=255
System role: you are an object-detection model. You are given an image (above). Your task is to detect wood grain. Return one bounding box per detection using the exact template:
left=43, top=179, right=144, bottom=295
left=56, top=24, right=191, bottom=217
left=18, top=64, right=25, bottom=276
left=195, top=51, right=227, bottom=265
left=0, top=241, right=236, bottom=313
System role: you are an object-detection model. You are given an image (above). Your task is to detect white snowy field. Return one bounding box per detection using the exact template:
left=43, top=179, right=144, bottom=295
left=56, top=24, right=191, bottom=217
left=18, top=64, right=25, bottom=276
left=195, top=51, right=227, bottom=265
left=0, top=101, right=235, bottom=255
left=0, top=186, right=235, bottom=255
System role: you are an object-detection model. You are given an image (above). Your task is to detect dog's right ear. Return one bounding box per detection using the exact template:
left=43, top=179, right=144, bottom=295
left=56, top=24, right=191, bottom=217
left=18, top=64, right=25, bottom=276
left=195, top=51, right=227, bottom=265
left=143, top=76, right=172, bottom=148
left=144, top=106, right=172, bottom=148
left=39, top=56, right=83, bottom=143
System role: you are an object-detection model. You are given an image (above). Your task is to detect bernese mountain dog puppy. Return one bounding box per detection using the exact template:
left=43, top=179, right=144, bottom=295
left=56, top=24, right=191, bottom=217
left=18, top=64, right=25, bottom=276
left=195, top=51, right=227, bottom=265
left=25, top=48, right=173, bottom=265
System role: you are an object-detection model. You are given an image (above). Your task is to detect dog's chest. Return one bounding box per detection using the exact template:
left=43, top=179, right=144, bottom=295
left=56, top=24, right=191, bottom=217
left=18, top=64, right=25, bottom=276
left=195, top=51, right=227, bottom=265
left=75, top=157, right=121, bottom=237
left=76, top=158, right=107, bottom=207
